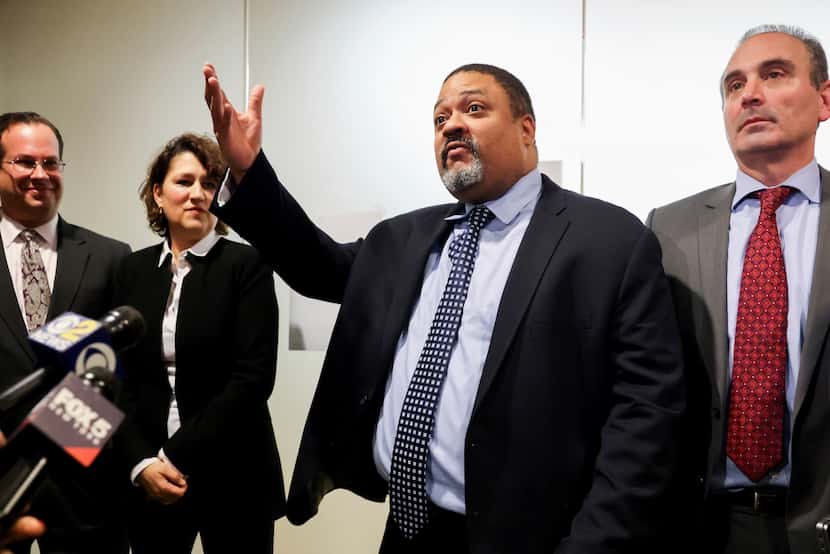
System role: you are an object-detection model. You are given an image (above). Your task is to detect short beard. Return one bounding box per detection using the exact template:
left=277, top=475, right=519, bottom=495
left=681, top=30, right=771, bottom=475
left=441, top=157, right=483, bottom=194
left=439, top=137, right=484, bottom=195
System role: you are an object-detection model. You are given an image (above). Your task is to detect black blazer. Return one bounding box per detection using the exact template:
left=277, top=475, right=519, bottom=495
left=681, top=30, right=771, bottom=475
left=0, top=217, right=131, bottom=530
left=213, top=152, right=686, bottom=554
left=114, top=237, right=285, bottom=519
left=0, top=217, right=131, bottom=427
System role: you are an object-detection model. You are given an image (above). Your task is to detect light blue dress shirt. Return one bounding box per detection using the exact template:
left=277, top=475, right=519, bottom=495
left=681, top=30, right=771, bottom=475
left=372, top=169, right=542, bottom=514
left=723, top=161, right=821, bottom=489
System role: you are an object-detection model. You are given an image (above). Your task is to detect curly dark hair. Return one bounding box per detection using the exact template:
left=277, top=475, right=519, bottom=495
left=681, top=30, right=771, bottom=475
left=140, top=133, right=228, bottom=236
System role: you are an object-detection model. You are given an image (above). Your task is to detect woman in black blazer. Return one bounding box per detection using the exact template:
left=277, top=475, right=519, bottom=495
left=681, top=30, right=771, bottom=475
left=115, top=134, right=284, bottom=553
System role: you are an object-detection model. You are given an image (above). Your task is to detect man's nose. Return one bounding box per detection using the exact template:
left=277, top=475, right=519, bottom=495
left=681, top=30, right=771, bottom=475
left=740, top=78, right=764, bottom=107
left=30, top=162, right=49, bottom=179
left=442, top=111, right=467, bottom=137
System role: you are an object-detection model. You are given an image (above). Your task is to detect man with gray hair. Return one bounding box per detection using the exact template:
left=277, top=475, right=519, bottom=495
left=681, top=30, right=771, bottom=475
left=648, top=25, right=830, bottom=553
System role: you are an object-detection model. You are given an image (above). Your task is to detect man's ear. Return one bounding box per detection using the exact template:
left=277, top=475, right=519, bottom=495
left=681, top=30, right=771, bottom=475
left=520, top=114, right=536, bottom=147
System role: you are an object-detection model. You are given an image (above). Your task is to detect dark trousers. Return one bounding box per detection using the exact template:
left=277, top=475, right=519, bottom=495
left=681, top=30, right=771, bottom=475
left=704, top=492, right=790, bottom=554
left=379, top=503, right=468, bottom=554
left=127, top=490, right=274, bottom=554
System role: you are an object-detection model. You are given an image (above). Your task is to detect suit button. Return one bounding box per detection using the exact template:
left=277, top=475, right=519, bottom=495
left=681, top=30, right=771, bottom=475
left=359, top=394, right=369, bottom=406
left=468, top=441, right=477, bottom=449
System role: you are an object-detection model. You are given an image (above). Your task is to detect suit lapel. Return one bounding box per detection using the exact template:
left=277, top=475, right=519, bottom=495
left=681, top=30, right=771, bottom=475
left=376, top=206, right=456, bottom=382
left=794, top=166, right=830, bottom=421
left=48, top=219, right=89, bottom=318
left=697, top=184, right=733, bottom=409
left=0, top=238, right=34, bottom=363
left=472, top=177, right=569, bottom=414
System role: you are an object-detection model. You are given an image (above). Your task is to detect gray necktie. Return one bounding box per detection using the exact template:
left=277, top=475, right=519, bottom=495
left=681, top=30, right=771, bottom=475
left=20, top=230, right=51, bottom=330
left=388, top=205, right=494, bottom=539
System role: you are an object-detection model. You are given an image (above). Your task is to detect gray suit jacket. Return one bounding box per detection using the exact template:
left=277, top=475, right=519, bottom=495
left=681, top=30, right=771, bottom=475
left=647, top=167, right=830, bottom=553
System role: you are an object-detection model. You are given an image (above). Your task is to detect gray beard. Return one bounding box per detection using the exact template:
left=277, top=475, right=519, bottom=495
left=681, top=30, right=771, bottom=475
left=441, top=157, right=483, bottom=195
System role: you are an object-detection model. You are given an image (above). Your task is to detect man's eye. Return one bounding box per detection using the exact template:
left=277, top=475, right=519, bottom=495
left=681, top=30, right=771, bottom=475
left=728, top=81, right=744, bottom=93
left=42, top=160, right=60, bottom=171
left=16, top=159, right=37, bottom=170
left=768, top=70, right=783, bottom=79
left=468, top=104, right=481, bottom=112
left=435, top=115, right=446, bottom=125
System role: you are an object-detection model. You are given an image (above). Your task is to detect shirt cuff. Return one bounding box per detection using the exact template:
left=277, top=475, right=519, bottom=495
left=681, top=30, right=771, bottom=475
left=159, top=447, right=186, bottom=478
left=130, top=457, right=159, bottom=486
left=216, top=167, right=236, bottom=206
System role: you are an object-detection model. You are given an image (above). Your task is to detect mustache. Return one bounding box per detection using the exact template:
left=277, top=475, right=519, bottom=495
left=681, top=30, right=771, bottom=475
left=738, top=109, right=776, bottom=130
left=441, top=134, right=478, bottom=168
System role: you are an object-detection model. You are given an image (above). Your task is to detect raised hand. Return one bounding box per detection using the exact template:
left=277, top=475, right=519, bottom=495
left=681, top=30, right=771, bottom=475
left=203, top=63, right=265, bottom=183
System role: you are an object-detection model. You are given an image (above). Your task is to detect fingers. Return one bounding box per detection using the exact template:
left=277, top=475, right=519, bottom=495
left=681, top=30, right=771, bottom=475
left=0, top=515, right=46, bottom=549
left=248, top=84, right=265, bottom=122
left=138, top=463, right=187, bottom=504
left=0, top=431, right=6, bottom=448
left=157, top=463, right=186, bottom=487
left=203, top=63, right=227, bottom=133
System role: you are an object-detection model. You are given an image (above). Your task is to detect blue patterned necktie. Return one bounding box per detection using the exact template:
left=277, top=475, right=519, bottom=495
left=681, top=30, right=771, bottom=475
left=20, top=229, right=51, bottom=331
left=388, top=205, right=494, bottom=539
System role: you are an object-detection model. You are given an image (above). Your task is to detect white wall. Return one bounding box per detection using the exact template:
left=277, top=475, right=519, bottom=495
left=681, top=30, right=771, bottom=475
left=582, top=1, right=830, bottom=219
left=3, top=2, right=830, bottom=553
left=0, top=0, right=246, bottom=251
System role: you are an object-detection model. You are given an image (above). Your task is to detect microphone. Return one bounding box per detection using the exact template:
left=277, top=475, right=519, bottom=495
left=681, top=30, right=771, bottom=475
left=0, top=307, right=145, bottom=418
left=0, top=365, right=125, bottom=534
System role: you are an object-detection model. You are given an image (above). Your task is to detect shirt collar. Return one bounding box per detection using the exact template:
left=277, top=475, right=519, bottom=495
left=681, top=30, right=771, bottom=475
left=446, top=168, right=542, bottom=225
left=732, top=160, right=821, bottom=209
left=0, top=209, right=59, bottom=249
left=157, top=230, right=221, bottom=267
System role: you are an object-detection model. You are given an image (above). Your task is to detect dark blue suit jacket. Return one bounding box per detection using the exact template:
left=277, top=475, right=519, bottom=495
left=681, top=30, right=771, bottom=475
left=213, top=151, right=686, bottom=554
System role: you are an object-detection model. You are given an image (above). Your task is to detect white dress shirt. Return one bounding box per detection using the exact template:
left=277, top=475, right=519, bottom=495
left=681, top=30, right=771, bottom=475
left=0, top=210, right=59, bottom=324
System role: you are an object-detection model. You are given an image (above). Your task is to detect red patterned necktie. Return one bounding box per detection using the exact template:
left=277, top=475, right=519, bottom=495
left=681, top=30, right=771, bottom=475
left=726, top=186, right=792, bottom=482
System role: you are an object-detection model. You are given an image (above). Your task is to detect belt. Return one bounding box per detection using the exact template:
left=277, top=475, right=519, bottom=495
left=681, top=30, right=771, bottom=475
left=714, top=487, right=787, bottom=514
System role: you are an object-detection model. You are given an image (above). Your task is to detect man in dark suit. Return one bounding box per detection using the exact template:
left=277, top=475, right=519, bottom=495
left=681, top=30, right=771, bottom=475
left=648, top=25, right=830, bottom=554
left=0, top=112, right=131, bottom=553
left=205, top=62, right=685, bottom=553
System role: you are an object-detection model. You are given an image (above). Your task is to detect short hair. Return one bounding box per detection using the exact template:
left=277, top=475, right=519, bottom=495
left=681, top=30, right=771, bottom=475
left=0, top=112, right=64, bottom=160
left=444, top=63, right=536, bottom=121
left=738, top=25, right=828, bottom=89
left=139, top=133, right=228, bottom=237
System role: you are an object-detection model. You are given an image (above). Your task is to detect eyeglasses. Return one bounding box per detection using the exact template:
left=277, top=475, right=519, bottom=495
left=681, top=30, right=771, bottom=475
left=2, top=158, right=67, bottom=175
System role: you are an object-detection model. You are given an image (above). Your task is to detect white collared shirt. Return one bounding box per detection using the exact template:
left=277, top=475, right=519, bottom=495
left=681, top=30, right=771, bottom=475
left=129, top=231, right=221, bottom=484
left=0, top=210, right=59, bottom=326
